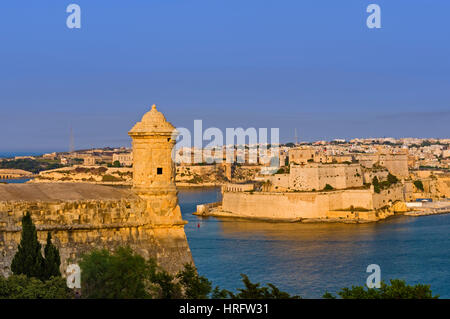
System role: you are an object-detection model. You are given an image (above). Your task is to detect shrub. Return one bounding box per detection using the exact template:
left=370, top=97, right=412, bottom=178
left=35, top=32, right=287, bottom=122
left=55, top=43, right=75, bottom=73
left=102, top=174, right=122, bottom=182
left=177, top=264, right=212, bottom=299
left=112, top=161, right=121, bottom=168
left=372, top=177, right=381, bottom=193
left=414, top=180, right=424, bottom=192
left=79, top=247, right=151, bottom=298
left=323, top=279, right=438, bottom=299
left=0, top=275, right=71, bottom=299
left=223, top=274, right=300, bottom=299
left=387, top=173, right=399, bottom=185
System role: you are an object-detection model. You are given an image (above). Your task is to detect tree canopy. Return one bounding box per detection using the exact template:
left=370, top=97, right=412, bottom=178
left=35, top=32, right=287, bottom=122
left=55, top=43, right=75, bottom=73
left=323, top=279, right=438, bottom=299
left=11, top=212, right=45, bottom=279
left=0, top=275, right=71, bottom=299
left=11, top=213, right=62, bottom=281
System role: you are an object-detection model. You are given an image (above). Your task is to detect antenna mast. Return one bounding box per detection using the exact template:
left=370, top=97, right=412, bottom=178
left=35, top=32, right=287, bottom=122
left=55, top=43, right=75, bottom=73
left=69, top=126, right=74, bottom=153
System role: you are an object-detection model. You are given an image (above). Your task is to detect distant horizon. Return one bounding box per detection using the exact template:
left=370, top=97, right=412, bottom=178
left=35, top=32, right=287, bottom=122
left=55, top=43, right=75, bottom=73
left=1, top=135, right=448, bottom=158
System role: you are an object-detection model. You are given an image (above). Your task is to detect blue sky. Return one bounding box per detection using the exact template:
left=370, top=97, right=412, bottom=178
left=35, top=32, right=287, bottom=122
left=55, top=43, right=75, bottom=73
left=0, top=0, right=449, bottom=152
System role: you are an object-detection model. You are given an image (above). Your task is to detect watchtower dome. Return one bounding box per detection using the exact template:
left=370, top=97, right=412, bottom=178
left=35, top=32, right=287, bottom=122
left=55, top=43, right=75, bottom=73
left=128, top=104, right=183, bottom=224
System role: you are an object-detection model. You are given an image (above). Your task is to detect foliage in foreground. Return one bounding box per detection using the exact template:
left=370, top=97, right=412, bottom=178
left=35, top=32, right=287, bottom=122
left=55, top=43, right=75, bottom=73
left=216, top=274, right=301, bottom=299
left=2, top=237, right=440, bottom=299
left=0, top=275, right=71, bottom=299
left=11, top=212, right=61, bottom=281
left=0, top=212, right=67, bottom=299
left=80, top=248, right=438, bottom=299
left=79, top=247, right=150, bottom=298
left=79, top=247, right=298, bottom=299
left=323, top=279, right=439, bottom=299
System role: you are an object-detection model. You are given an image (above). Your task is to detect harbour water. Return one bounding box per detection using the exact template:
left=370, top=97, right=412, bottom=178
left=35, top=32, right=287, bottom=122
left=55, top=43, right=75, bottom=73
left=0, top=179, right=31, bottom=184
left=179, top=187, right=450, bottom=298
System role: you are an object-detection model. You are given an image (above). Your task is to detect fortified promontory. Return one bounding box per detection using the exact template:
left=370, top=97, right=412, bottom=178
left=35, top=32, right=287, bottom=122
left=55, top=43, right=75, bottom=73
left=0, top=105, right=193, bottom=276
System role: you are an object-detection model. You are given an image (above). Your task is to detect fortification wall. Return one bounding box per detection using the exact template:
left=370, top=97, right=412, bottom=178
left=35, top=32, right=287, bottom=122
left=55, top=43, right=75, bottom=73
left=437, top=176, right=450, bottom=198
left=221, top=191, right=328, bottom=220
left=0, top=184, right=193, bottom=277
left=289, top=164, right=363, bottom=191
left=269, top=174, right=290, bottom=191
left=379, top=154, right=409, bottom=178
left=221, top=186, right=403, bottom=222
left=363, top=168, right=389, bottom=184
left=329, top=190, right=374, bottom=210
left=372, top=184, right=404, bottom=208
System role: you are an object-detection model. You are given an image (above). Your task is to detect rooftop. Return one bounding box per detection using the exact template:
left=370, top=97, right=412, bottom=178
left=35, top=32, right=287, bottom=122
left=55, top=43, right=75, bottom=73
left=128, top=104, right=176, bottom=135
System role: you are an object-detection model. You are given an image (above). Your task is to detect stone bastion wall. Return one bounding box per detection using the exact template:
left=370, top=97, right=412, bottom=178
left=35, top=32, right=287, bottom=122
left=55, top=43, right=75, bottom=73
left=0, top=183, right=193, bottom=277
left=221, top=185, right=404, bottom=221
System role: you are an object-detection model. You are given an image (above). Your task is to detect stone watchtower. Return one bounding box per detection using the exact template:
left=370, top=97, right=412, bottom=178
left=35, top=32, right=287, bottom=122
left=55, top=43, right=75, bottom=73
left=0, top=104, right=192, bottom=277
left=128, top=104, right=184, bottom=226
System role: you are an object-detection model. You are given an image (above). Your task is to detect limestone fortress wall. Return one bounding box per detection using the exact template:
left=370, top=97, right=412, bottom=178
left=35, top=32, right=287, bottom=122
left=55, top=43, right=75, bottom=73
left=0, top=105, right=193, bottom=277
left=219, top=184, right=405, bottom=222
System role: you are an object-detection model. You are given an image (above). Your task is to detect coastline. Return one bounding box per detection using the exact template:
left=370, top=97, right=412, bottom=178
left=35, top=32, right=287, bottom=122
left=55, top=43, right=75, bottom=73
left=193, top=208, right=395, bottom=224
left=176, top=183, right=222, bottom=188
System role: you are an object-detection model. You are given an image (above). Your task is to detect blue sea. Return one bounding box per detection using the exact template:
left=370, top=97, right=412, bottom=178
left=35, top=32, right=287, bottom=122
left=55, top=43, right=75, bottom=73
left=0, top=151, right=49, bottom=159
left=0, top=178, right=32, bottom=184
left=179, top=187, right=450, bottom=299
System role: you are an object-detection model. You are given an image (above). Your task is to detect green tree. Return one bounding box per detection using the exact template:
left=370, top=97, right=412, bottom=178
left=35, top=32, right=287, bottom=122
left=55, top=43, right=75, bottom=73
left=112, top=160, right=121, bottom=167
left=212, top=286, right=230, bottom=299
left=11, top=212, right=45, bottom=280
left=387, top=173, right=399, bottom=185
left=414, top=180, right=424, bottom=192
left=79, top=247, right=151, bottom=298
left=227, top=274, right=300, bottom=299
left=177, top=263, right=212, bottom=299
left=323, top=279, right=438, bottom=299
left=43, top=232, right=61, bottom=280
left=323, top=184, right=334, bottom=191
left=78, top=247, right=300, bottom=299
left=149, top=268, right=182, bottom=299
left=0, top=274, right=71, bottom=299
left=79, top=247, right=186, bottom=299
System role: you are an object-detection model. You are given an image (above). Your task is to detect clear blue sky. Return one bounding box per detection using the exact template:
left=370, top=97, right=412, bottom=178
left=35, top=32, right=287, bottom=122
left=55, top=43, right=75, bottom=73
left=0, top=0, right=449, bottom=152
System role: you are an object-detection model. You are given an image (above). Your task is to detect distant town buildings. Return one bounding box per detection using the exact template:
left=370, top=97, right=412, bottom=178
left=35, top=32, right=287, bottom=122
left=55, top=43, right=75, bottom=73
left=112, top=152, right=133, bottom=167
left=1, top=137, right=448, bottom=186
left=83, top=156, right=97, bottom=166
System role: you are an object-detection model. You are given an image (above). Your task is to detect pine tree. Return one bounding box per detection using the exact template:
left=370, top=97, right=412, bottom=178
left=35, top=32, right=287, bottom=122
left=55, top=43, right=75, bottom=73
left=43, top=232, right=61, bottom=279
left=11, top=212, right=45, bottom=280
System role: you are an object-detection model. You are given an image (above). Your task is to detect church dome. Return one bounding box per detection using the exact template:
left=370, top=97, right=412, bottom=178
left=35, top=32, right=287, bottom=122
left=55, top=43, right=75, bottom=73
left=129, top=104, right=176, bottom=135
